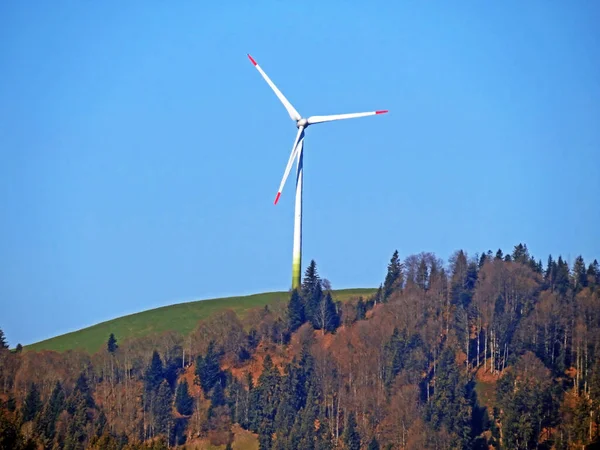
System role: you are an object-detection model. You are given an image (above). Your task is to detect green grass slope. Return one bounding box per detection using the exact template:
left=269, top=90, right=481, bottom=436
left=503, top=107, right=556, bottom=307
left=26, top=288, right=375, bottom=354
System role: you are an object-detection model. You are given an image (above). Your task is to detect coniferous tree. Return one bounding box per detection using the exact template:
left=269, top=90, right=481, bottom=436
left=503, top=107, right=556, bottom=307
left=312, top=292, right=340, bottom=333
left=0, top=328, right=7, bottom=349
left=145, top=351, right=164, bottom=394
left=196, top=340, right=222, bottom=395
left=287, top=289, right=305, bottom=332
left=343, top=411, right=361, bottom=450
left=367, top=436, right=380, bottom=450
left=495, top=249, right=503, bottom=260
left=35, top=380, right=66, bottom=444
left=356, top=297, right=366, bottom=320
left=573, top=255, right=587, bottom=291
left=175, top=380, right=193, bottom=416
left=302, top=260, right=323, bottom=322
left=107, top=333, right=118, bottom=353
left=21, top=382, right=42, bottom=422
left=383, top=250, right=403, bottom=301
left=73, top=372, right=95, bottom=408
left=153, top=380, right=172, bottom=436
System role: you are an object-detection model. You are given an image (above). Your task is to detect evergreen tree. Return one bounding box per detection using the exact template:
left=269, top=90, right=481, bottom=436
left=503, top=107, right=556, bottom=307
left=555, top=256, right=570, bottom=295
left=312, top=292, right=340, bottom=333
left=107, top=333, right=118, bottom=353
left=356, top=297, right=366, bottom=320
left=71, top=372, right=95, bottom=409
left=175, top=380, right=193, bottom=416
left=21, top=382, right=42, bottom=422
left=573, top=255, right=587, bottom=291
left=383, top=250, right=403, bottom=301
left=512, top=243, right=530, bottom=265
left=153, top=380, right=172, bottom=436
left=287, top=289, right=305, bottom=332
left=367, top=436, right=380, bottom=450
left=35, top=381, right=66, bottom=444
left=65, top=394, right=89, bottom=450
left=343, top=411, right=361, bottom=450
left=0, top=328, right=7, bottom=349
left=145, top=350, right=164, bottom=394
left=196, top=340, right=222, bottom=394
left=478, top=252, right=487, bottom=268
left=302, top=260, right=323, bottom=322
left=495, top=249, right=503, bottom=260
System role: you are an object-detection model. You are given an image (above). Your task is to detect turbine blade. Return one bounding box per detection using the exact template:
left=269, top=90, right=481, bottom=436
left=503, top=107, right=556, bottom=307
left=307, top=110, right=388, bottom=125
left=248, top=54, right=301, bottom=122
left=274, top=126, right=305, bottom=205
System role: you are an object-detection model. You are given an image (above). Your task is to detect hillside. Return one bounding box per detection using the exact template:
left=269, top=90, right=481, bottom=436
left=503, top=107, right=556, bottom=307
left=25, top=288, right=375, bottom=354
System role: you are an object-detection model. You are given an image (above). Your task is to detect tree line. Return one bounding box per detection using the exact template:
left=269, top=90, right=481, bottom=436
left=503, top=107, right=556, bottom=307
left=1, top=243, right=600, bottom=449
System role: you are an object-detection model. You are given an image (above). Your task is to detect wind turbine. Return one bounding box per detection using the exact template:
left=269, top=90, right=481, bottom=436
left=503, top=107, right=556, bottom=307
left=248, top=54, right=388, bottom=290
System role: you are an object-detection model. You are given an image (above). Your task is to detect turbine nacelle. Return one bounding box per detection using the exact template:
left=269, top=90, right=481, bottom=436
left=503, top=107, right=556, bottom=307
left=296, top=118, right=309, bottom=129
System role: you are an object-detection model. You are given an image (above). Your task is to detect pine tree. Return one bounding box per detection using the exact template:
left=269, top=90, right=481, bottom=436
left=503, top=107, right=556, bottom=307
left=287, top=289, right=305, bottom=332
left=107, top=333, right=118, bottom=353
left=196, top=340, right=222, bottom=394
left=343, top=411, right=361, bottom=450
left=302, top=261, right=323, bottom=322
left=175, top=380, right=193, bottom=416
left=154, top=380, right=173, bottom=436
left=495, top=249, right=503, bottom=260
left=312, top=292, right=340, bottom=333
left=145, top=350, right=165, bottom=394
left=35, top=381, right=66, bottom=443
left=0, top=328, right=8, bottom=349
left=573, top=255, right=587, bottom=291
left=356, top=297, right=366, bottom=320
left=512, top=243, right=530, bottom=265
left=383, top=250, right=403, bottom=301
left=367, top=436, right=380, bottom=450
left=21, top=382, right=42, bottom=422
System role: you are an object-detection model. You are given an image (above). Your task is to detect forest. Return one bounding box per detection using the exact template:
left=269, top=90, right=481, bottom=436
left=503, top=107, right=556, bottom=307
left=1, top=243, right=600, bottom=449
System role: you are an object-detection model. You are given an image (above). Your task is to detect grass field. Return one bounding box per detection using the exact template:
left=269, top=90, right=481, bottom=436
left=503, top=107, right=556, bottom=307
left=25, top=288, right=375, bottom=354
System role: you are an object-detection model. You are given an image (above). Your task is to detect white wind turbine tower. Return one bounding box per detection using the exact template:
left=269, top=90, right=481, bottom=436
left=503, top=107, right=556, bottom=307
left=248, top=54, right=388, bottom=291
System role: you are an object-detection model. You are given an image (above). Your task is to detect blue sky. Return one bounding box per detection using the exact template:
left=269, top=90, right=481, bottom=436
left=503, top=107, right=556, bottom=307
left=1, top=1, right=599, bottom=347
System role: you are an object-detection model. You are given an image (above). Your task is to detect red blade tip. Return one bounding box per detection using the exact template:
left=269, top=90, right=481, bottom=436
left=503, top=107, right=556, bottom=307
left=247, top=54, right=257, bottom=66
left=274, top=192, right=281, bottom=205
left=376, top=110, right=388, bottom=115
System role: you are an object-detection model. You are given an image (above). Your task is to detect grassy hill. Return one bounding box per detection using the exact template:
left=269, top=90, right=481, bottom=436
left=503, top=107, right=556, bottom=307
left=25, top=288, right=375, bottom=354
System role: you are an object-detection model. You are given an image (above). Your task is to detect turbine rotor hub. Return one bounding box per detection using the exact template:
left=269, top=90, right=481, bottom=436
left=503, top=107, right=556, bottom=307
left=296, top=118, right=308, bottom=128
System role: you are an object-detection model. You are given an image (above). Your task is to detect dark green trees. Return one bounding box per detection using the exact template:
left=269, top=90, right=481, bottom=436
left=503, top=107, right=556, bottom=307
left=107, top=333, right=118, bottom=353
left=287, top=289, right=305, bottom=333
left=343, top=412, right=361, bottom=450
left=196, top=340, right=223, bottom=395
left=383, top=250, right=403, bottom=301
left=175, top=380, right=193, bottom=416
left=0, top=328, right=8, bottom=349
left=21, top=382, right=42, bottom=422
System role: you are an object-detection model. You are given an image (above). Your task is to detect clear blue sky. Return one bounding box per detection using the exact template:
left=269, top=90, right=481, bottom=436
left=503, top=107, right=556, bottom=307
left=1, top=2, right=599, bottom=347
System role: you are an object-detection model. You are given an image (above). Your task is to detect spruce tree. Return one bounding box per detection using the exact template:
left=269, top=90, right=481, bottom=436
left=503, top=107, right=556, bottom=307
left=0, top=328, right=7, bottom=349
left=495, top=249, right=503, bottom=260
left=154, top=380, right=173, bottom=436
left=21, top=382, right=42, bottom=422
left=35, top=381, right=66, bottom=443
left=175, top=380, right=193, bottom=416
left=383, top=250, right=403, bottom=301
left=287, top=289, right=305, bottom=332
left=145, top=350, right=165, bottom=394
left=367, top=436, right=380, bottom=450
left=343, top=411, right=361, bottom=450
left=107, top=333, right=118, bottom=353
left=302, top=260, right=323, bottom=322
left=197, top=340, right=222, bottom=394
left=356, top=297, right=366, bottom=320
